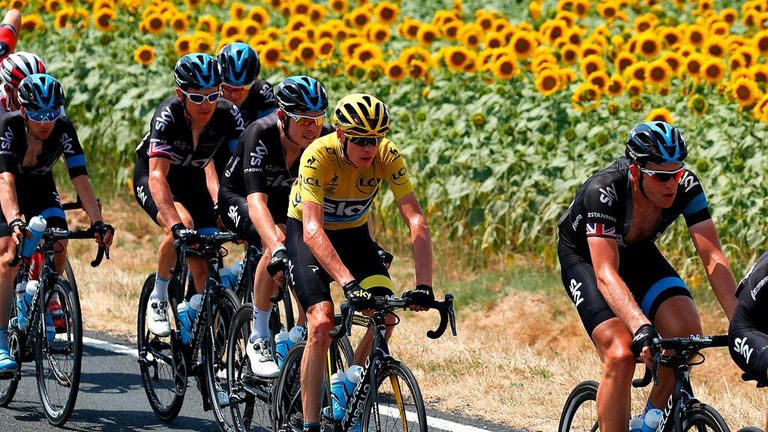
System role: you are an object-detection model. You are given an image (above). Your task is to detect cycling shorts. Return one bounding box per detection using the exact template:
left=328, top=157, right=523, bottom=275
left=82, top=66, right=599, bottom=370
left=218, top=190, right=261, bottom=246
left=133, top=159, right=216, bottom=230
left=285, top=218, right=393, bottom=310
left=558, top=237, right=692, bottom=337
left=0, top=173, right=67, bottom=237
left=729, top=303, right=768, bottom=386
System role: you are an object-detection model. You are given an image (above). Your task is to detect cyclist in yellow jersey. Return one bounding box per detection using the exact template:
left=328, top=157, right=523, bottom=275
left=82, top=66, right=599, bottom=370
left=285, top=94, right=434, bottom=432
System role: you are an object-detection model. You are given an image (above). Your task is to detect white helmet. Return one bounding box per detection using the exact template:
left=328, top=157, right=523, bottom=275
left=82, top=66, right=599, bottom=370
left=1, top=52, right=46, bottom=89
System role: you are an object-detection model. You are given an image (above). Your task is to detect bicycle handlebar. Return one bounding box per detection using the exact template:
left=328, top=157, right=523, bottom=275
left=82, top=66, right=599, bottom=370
left=8, top=227, right=108, bottom=268
left=330, top=293, right=457, bottom=340
left=631, top=335, right=728, bottom=388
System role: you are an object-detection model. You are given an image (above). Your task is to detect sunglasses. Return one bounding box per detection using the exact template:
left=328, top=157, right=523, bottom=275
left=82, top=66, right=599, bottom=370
left=25, top=107, right=61, bottom=123
left=285, top=111, right=325, bottom=127
left=639, top=165, right=685, bottom=182
left=182, top=90, right=221, bottom=104
left=347, top=136, right=380, bottom=147
left=222, top=82, right=253, bottom=92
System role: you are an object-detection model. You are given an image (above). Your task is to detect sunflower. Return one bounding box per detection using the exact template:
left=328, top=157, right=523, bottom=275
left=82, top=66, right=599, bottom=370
left=606, top=74, right=625, bottom=96
left=710, top=22, right=729, bottom=37
left=174, top=35, right=193, bottom=55
left=510, top=31, right=537, bottom=59
left=54, top=8, right=73, bottom=29
left=556, top=10, right=578, bottom=27
left=185, top=0, right=201, bottom=8
left=196, top=14, right=218, bottom=33
left=134, top=45, right=155, bottom=66
left=347, top=6, right=371, bottom=28
left=751, top=64, right=768, bottom=83
left=21, top=14, right=44, bottom=32
left=701, top=58, right=725, bottom=84
left=365, top=59, right=386, bottom=81
left=458, top=24, right=482, bottom=49
left=141, top=12, right=165, bottom=34
left=484, top=32, right=504, bottom=50
left=686, top=26, right=707, bottom=47
left=94, top=0, right=114, bottom=11
left=720, top=7, right=738, bottom=25
left=339, top=37, right=365, bottom=59
left=236, top=19, right=258, bottom=37
left=556, top=43, right=577, bottom=65
left=626, top=79, right=643, bottom=96
left=400, top=46, right=432, bottom=65
left=193, top=32, right=214, bottom=53
left=635, top=33, right=661, bottom=58
left=587, top=70, right=610, bottom=90
left=92, top=8, right=115, bottom=31
left=440, top=21, right=461, bottom=40
left=613, top=52, right=635, bottom=76
left=571, top=83, right=601, bottom=112
left=683, top=53, right=704, bottom=79
left=290, top=41, right=316, bottom=67
left=659, top=52, right=682, bottom=73
left=248, top=7, right=269, bottom=26
left=219, top=21, right=240, bottom=39
left=363, top=23, right=389, bottom=44
left=658, top=27, right=680, bottom=48
left=46, top=0, right=63, bottom=13
left=329, top=0, right=347, bottom=14
left=753, top=95, right=768, bottom=121
left=731, top=78, right=762, bottom=108
left=580, top=54, right=605, bottom=78
left=354, top=42, right=382, bottom=64
left=533, top=69, right=559, bottom=95
left=374, top=1, right=398, bottom=25
left=443, top=46, right=471, bottom=72
left=688, top=94, right=708, bottom=116
left=229, top=1, right=246, bottom=20
left=398, top=18, right=420, bottom=40
left=258, top=41, right=282, bottom=68
left=408, top=59, right=428, bottom=79
left=416, top=24, right=439, bottom=46
left=493, top=55, right=517, bottom=80
left=646, top=60, right=672, bottom=86
left=645, top=108, right=673, bottom=124
left=286, top=15, right=311, bottom=32
left=169, top=13, right=189, bottom=34
left=578, top=43, right=602, bottom=59
left=532, top=53, right=557, bottom=73
left=596, top=2, right=618, bottom=20
left=633, top=13, right=658, bottom=33
left=385, top=61, right=406, bottom=81
left=290, top=0, right=311, bottom=17
left=703, top=38, right=728, bottom=58
left=343, top=59, right=366, bottom=79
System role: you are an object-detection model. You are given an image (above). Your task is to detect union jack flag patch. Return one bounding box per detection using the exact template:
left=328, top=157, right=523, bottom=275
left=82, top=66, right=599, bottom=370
left=148, top=139, right=172, bottom=157
left=586, top=223, right=616, bottom=238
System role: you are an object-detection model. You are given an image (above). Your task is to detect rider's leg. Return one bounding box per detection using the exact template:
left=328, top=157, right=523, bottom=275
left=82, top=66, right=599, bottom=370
left=649, top=296, right=702, bottom=410
left=353, top=311, right=396, bottom=366
left=252, top=249, right=277, bottom=338
left=0, top=236, right=18, bottom=335
left=592, top=317, right=636, bottom=432
left=152, top=204, right=192, bottom=299
left=301, top=300, right=334, bottom=424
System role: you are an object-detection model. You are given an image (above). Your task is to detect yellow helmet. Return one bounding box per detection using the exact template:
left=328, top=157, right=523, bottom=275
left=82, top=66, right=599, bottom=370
left=333, top=93, right=391, bottom=137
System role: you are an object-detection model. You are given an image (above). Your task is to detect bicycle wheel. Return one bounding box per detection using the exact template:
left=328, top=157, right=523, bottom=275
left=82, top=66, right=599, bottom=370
left=203, top=286, right=241, bottom=432
left=558, top=380, right=598, bottom=432
left=272, top=341, right=305, bottom=432
left=64, top=258, right=78, bottom=293
left=680, top=403, right=730, bottom=432
left=361, top=360, right=427, bottom=432
left=736, top=428, right=763, bottom=432
left=228, top=304, right=273, bottom=432
left=0, top=296, right=21, bottom=406
left=34, top=277, right=82, bottom=426
left=137, top=273, right=186, bottom=422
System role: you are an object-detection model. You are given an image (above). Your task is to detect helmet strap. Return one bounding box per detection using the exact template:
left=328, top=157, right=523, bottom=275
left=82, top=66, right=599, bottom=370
left=638, top=171, right=651, bottom=201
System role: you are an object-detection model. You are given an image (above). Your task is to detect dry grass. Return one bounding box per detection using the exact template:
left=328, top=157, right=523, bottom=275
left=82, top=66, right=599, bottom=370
left=66, top=199, right=767, bottom=430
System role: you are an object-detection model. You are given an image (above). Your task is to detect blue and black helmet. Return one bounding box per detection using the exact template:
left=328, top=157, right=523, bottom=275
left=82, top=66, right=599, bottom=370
left=174, top=53, right=221, bottom=91
left=275, top=75, right=328, bottom=114
left=626, top=121, right=687, bottom=165
left=217, top=42, right=260, bottom=86
left=17, top=73, right=64, bottom=111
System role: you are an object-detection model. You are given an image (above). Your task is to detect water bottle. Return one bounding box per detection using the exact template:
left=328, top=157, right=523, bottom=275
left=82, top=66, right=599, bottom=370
left=629, top=415, right=644, bottom=432
left=330, top=370, right=348, bottom=421
left=177, top=294, right=202, bottom=344
left=21, top=216, right=47, bottom=259
left=288, top=325, right=305, bottom=348
left=274, top=330, right=290, bottom=368
left=14, top=277, right=29, bottom=330
left=345, top=364, right=363, bottom=395
left=642, top=409, right=663, bottom=432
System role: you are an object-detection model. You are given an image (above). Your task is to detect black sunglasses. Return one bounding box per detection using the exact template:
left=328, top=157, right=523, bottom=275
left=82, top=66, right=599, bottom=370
left=347, top=136, right=380, bottom=147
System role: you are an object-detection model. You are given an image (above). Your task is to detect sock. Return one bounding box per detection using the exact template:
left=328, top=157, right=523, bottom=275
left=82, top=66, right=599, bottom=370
left=0, top=327, right=9, bottom=352
left=303, top=422, right=320, bottom=432
left=151, top=276, right=170, bottom=301
left=250, top=306, right=271, bottom=340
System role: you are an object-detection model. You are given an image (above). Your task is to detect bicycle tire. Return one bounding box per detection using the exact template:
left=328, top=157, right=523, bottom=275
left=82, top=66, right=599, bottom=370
left=736, top=428, right=763, bottom=432
left=0, top=297, right=20, bottom=406
left=272, top=341, right=305, bottom=432
left=204, top=286, right=242, bottom=432
left=228, top=304, right=273, bottom=432
left=679, top=403, right=730, bottom=432
left=137, top=273, right=186, bottom=422
left=558, top=380, right=598, bottom=432
left=64, top=258, right=77, bottom=293
left=35, top=277, right=81, bottom=426
left=361, top=360, right=427, bottom=432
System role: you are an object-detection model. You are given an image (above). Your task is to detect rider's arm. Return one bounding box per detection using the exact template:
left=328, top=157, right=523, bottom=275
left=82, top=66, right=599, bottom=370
left=204, top=160, right=219, bottom=208
left=588, top=236, right=650, bottom=333
left=397, top=192, right=432, bottom=287
left=247, top=192, right=282, bottom=252
left=70, top=175, right=102, bottom=224
left=303, top=200, right=354, bottom=286
left=148, top=157, right=182, bottom=228
left=0, top=171, right=20, bottom=223
left=59, top=122, right=102, bottom=224
left=689, top=220, right=737, bottom=320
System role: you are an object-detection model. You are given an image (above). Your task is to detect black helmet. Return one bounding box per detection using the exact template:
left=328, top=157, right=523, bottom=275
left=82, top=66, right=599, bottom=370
left=18, top=73, right=64, bottom=112
left=275, top=75, right=328, bottom=113
left=625, top=121, right=687, bottom=165
left=174, top=53, right=221, bottom=91
left=217, top=42, right=261, bottom=86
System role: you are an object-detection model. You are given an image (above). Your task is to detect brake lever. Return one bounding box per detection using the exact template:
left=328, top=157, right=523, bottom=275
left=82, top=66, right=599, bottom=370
left=90, top=246, right=105, bottom=267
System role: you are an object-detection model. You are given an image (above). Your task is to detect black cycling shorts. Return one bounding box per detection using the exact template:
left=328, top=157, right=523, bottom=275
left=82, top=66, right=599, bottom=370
left=133, top=159, right=216, bottom=230
left=729, top=303, right=768, bottom=386
left=218, top=190, right=261, bottom=245
left=285, top=218, right=393, bottom=310
left=0, top=173, right=67, bottom=237
left=558, top=238, right=692, bottom=337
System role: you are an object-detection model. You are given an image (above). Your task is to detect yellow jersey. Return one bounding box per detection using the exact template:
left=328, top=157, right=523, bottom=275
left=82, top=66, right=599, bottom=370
left=287, top=134, right=414, bottom=230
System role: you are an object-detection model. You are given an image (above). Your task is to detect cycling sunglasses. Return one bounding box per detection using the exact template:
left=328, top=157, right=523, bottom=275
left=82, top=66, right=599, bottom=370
left=639, top=165, right=685, bottom=182
left=222, top=81, right=254, bottom=92
left=347, top=136, right=381, bottom=148
left=25, top=107, right=61, bottom=123
left=285, top=111, right=325, bottom=127
left=182, top=90, right=221, bottom=104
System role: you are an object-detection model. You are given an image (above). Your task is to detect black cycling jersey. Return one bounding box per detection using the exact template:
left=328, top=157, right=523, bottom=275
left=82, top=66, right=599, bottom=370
left=219, top=112, right=333, bottom=225
left=729, top=251, right=768, bottom=386
left=558, top=157, right=711, bottom=255
left=135, top=95, right=244, bottom=170
left=0, top=111, right=87, bottom=179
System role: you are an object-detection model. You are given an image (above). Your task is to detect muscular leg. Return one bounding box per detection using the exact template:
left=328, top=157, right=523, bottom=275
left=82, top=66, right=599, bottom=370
left=301, top=300, right=334, bottom=424
left=0, top=237, right=18, bottom=326
left=592, top=317, right=636, bottom=432
left=53, top=238, right=68, bottom=275
left=649, top=296, right=702, bottom=410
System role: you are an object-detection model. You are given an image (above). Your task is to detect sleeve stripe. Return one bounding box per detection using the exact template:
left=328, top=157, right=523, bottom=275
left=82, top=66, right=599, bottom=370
left=228, top=139, right=238, bottom=153
left=65, top=154, right=86, bottom=169
left=683, top=192, right=707, bottom=216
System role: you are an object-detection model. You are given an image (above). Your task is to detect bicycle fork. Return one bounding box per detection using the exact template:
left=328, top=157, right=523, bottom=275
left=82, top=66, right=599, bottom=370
left=656, top=362, right=696, bottom=432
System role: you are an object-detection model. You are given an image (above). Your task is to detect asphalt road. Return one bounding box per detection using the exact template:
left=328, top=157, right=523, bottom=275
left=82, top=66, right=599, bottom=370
left=0, top=334, right=521, bottom=432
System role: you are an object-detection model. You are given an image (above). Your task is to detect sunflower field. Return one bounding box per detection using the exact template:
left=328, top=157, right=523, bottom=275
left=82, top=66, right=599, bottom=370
left=10, top=0, right=768, bottom=278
